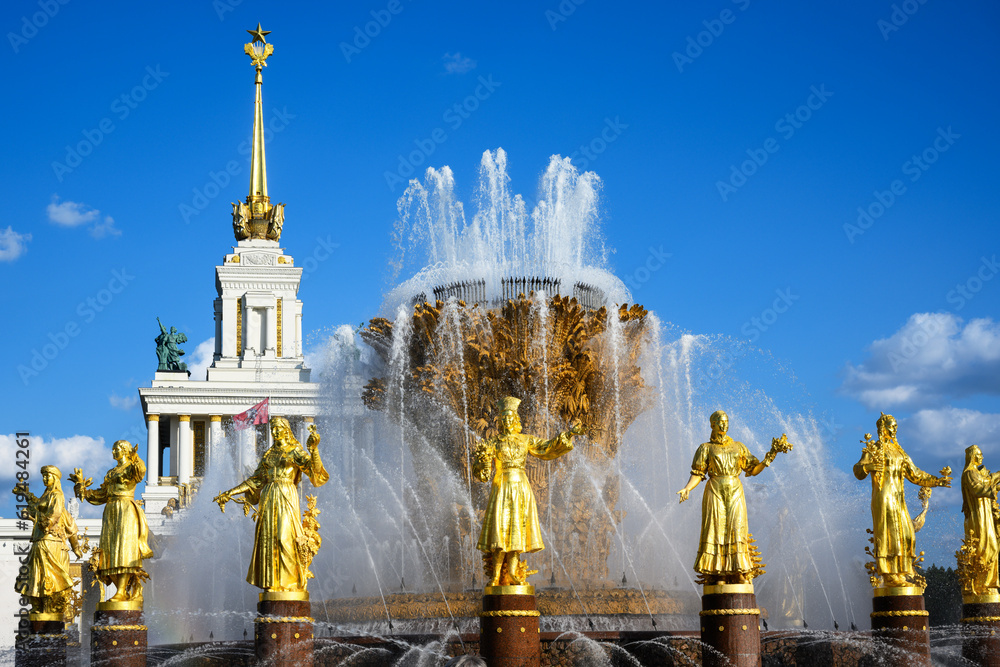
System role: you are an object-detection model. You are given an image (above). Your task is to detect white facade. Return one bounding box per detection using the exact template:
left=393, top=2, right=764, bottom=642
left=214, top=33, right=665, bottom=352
left=138, top=237, right=321, bottom=519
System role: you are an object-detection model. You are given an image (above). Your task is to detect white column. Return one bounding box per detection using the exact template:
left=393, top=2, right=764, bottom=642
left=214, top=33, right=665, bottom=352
left=209, top=415, right=223, bottom=475
left=146, top=414, right=160, bottom=486
left=178, top=415, right=192, bottom=484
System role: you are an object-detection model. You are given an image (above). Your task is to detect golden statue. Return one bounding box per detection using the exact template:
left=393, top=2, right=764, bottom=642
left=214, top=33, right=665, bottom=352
left=473, top=397, right=583, bottom=588
left=956, top=444, right=1000, bottom=597
left=676, top=410, right=793, bottom=585
left=213, top=418, right=329, bottom=593
left=853, top=413, right=951, bottom=589
left=12, top=466, right=83, bottom=615
left=70, top=441, right=153, bottom=604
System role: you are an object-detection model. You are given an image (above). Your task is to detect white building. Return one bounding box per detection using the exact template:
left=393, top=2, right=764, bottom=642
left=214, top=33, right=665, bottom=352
left=138, top=29, right=321, bottom=521
left=0, top=27, right=322, bottom=650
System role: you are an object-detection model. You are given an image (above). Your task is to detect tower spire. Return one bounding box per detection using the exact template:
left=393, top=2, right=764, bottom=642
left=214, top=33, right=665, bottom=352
left=232, top=23, right=285, bottom=243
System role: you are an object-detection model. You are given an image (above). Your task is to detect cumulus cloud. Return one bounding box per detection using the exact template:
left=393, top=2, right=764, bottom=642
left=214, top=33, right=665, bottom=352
left=902, top=407, right=1000, bottom=460
left=842, top=313, right=1000, bottom=409
left=0, top=434, right=113, bottom=491
left=443, top=52, right=476, bottom=74
left=0, top=226, right=31, bottom=261
left=109, top=391, right=139, bottom=410
left=47, top=196, right=121, bottom=239
left=90, top=216, right=121, bottom=239
left=47, top=196, right=100, bottom=227
left=186, top=337, right=215, bottom=381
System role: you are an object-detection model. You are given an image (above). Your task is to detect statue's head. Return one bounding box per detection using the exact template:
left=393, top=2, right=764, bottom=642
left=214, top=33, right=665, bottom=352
left=876, top=412, right=897, bottom=440
left=170, top=327, right=178, bottom=334
left=965, top=444, right=983, bottom=468
left=271, top=417, right=294, bottom=443
left=709, top=410, right=729, bottom=437
left=112, top=439, right=131, bottom=461
left=40, top=465, right=61, bottom=489
left=498, top=397, right=522, bottom=435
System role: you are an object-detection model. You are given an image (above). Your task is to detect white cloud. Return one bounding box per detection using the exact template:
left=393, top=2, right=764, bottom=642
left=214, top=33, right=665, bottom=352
left=109, top=391, right=139, bottom=410
left=902, top=407, right=1000, bottom=460
left=842, top=313, right=1000, bottom=409
left=443, top=52, right=476, bottom=74
left=0, top=226, right=31, bottom=261
left=90, top=216, right=121, bottom=239
left=46, top=196, right=121, bottom=239
left=0, top=434, right=113, bottom=492
left=47, top=196, right=99, bottom=227
left=186, top=337, right=215, bottom=381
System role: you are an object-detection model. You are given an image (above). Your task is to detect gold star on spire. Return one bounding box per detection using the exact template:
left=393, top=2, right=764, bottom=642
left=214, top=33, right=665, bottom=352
left=247, top=22, right=271, bottom=44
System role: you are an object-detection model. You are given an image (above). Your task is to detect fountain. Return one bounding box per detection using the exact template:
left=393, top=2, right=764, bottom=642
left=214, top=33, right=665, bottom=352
left=5, top=23, right=973, bottom=664
left=294, top=149, right=875, bottom=653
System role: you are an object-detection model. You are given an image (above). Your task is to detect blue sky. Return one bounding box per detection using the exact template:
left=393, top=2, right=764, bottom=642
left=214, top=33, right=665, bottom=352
left=1, top=0, right=998, bottom=566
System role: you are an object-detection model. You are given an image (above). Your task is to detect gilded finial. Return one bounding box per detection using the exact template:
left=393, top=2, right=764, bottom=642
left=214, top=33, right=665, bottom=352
left=232, top=24, right=285, bottom=243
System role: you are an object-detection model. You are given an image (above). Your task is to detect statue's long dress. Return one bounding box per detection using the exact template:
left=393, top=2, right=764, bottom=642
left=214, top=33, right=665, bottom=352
left=244, top=444, right=329, bottom=590
left=690, top=437, right=759, bottom=576
left=17, top=486, right=77, bottom=598
left=962, top=465, right=1000, bottom=590
left=476, top=432, right=574, bottom=555
left=86, top=461, right=153, bottom=578
left=854, top=443, right=936, bottom=577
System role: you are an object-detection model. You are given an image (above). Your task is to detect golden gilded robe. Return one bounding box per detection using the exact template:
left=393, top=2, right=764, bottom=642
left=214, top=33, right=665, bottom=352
left=854, top=442, right=936, bottom=577
left=690, top=437, right=760, bottom=575
left=243, top=443, right=329, bottom=591
left=16, top=487, right=77, bottom=599
left=475, top=431, right=574, bottom=555
left=84, top=460, right=152, bottom=577
left=962, top=465, right=1000, bottom=591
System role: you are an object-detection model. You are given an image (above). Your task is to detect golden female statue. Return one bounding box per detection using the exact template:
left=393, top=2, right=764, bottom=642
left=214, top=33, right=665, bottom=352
left=853, top=413, right=950, bottom=588
left=676, top=410, right=792, bottom=584
left=958, top=444, right=1000, bottom=596
left=12, top=466, right=82, bottom=614
left=473, top=397, right=583, bottom=587
left=214, top=417, right=329, bottom=592
left=70, top=441, right=153, bottom=603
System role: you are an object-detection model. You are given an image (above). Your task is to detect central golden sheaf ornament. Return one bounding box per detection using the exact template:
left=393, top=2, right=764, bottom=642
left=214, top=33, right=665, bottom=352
left=361, top=292, right=651, bottom=584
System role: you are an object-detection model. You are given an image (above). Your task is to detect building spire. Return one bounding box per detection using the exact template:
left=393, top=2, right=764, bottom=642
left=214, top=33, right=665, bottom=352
left=232, top=23, right=285, bottom=243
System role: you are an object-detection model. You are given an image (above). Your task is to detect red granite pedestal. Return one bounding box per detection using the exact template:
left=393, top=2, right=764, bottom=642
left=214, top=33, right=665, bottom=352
left=255, top=591, right=315, bottom=667
left=15, top=613, right=67, bottom=667
left=91, top=602, right=147, bottom=667
left=480, top=585, right=541, bottom=667
left=869, top=587, right=930, bottom=667
left=699, top=584, right=761, bottom=667
left=961, top=594, right=1000, bottom=667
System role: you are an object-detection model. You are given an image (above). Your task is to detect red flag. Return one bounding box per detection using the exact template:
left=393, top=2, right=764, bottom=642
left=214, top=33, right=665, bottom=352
left=233, top=398, right=269, bottom=431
